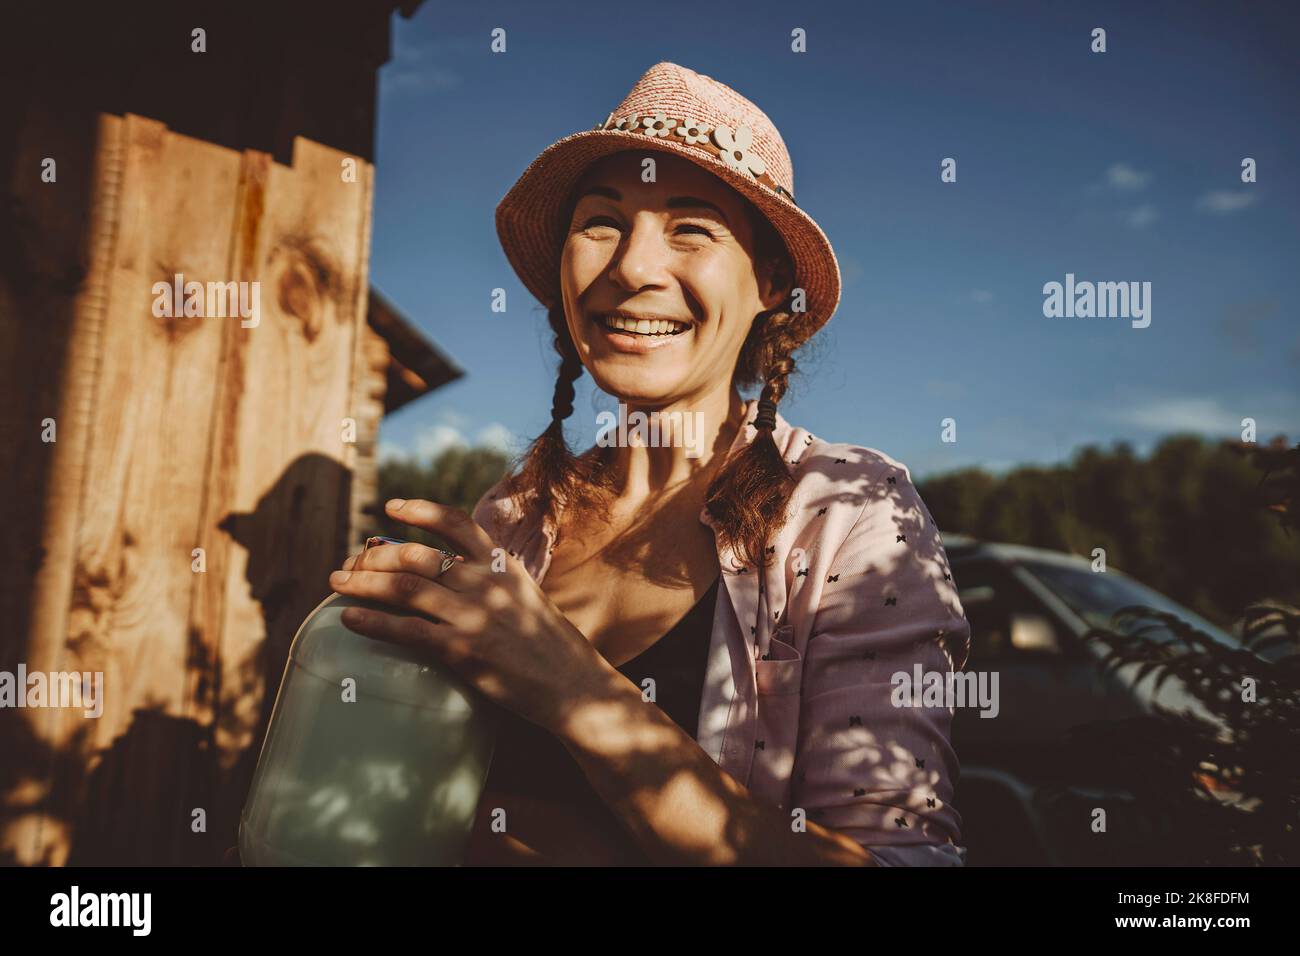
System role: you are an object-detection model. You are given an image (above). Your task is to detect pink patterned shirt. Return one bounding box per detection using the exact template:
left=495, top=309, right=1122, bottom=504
left=472, top=398, right=970, bottom=866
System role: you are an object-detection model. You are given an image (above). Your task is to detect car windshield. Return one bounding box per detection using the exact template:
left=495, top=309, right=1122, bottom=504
left=1019, top=560, right=1240, bottom=649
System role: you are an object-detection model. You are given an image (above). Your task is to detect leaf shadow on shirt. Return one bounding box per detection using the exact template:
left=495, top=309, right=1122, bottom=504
left=793, top=452, right=972, bottom=671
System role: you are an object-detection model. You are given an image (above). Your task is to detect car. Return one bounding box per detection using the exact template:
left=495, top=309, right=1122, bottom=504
left=941, top=534, right=1248, bottom=865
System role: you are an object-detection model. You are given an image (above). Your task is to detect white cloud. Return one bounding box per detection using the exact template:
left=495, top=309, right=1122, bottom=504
left=1107, top=397, right=1243, bottom=434
left=378, top=419, right=519, bottom=463
left=1107, top=163, right=1151, bottom=190
left=1126, top=204, right=1159, bottom=228
left=378, top=440, right=411, bottom=464
left=413, top=423, right=469, bottom=461
left=437, top=408, right=469, bottom=429
left=381, top=30, right=463, bottom=95
left=384, top=67, right=462, bottom=94
left=1197, top=190, right=1258, bottom=214
left=475, top=423, right=519, bottom=453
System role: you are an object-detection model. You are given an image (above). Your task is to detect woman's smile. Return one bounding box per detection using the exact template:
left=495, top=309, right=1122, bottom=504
left=590, top=308, right=698, bottom=354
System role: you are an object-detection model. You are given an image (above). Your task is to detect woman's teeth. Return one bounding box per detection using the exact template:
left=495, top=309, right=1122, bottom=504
left=601, top=314, right=689, bottom=336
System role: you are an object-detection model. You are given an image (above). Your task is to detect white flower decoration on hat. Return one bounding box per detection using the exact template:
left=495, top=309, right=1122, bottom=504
left=613, top=115, right=641, bottom=133
left=712, top=123, right=766, bottom=178
left=640, top=112, right=675, bottom=137
left=676, top=117, right=712, bottom=145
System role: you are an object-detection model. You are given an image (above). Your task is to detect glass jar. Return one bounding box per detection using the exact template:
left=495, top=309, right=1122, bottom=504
left=238, top=537, right=497, bottom=866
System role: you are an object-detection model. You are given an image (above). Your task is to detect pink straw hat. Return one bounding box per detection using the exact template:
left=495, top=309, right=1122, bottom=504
left=495, top=61, right=841, bottom=340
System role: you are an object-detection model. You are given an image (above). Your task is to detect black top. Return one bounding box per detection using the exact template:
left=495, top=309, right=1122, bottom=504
left=482, top=575, right=721, bottom=800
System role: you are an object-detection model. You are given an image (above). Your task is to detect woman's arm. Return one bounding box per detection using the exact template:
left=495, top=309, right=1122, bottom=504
left=551, top=662, right=877, bottom=866
left=331, top=498, right=876, bottom=865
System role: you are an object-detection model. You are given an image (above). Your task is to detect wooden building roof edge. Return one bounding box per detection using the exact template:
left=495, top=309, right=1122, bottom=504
left=367, top=286, right=464, bottom=413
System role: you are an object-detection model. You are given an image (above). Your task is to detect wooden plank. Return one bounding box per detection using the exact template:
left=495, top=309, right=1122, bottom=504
left=350, top=325, right=391, bottom=551
left=0, top=108, right=124, bottom=867
left=208, top=137, right=375, bottom=854
left=184, top=147, right=271, bottom=865
left=48, top=115, right=243, bottom=865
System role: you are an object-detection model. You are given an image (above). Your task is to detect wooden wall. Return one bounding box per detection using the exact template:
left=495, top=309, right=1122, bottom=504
left=0, top=113, right=375, bottom=865
left=351, top=324, right=395, bottom=555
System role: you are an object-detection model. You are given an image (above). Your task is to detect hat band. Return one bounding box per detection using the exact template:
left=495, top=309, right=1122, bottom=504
left=593, top=111, right=798, bottom=207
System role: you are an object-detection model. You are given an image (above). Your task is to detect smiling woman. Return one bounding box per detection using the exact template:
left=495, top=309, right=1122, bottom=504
left=510, top=148, right=803, bottom=574
left=331, top=61, right=971, bottom=867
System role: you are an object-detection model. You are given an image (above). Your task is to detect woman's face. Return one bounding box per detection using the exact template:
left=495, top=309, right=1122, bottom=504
left=559, top=150, right=788, bottom=408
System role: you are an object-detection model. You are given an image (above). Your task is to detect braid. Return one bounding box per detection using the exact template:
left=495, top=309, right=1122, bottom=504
left=550, top=333, right=583, bottom=424
left=705, top=302, right=803, bottom=569
left=702, top=201, right=808, bottom=568
left=504, top=305, right=613, bottom=533
left=759, top=340, right=795, bottom=406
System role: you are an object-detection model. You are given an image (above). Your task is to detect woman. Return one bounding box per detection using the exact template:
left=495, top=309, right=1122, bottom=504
left=328, top=62, right=971, bottom=865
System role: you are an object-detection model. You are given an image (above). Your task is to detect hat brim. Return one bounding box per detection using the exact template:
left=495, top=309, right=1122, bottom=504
left=495, top=129, right=841, bottom=338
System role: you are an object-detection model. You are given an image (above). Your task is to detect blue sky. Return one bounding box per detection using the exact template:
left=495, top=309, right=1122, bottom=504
left=370, top=0, right=1298, bottom=481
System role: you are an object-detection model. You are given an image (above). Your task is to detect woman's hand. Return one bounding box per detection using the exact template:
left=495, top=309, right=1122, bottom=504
left=328, top=498, right=619, bottom=733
